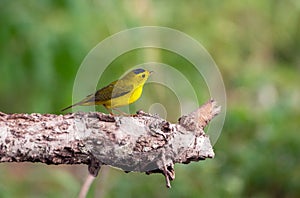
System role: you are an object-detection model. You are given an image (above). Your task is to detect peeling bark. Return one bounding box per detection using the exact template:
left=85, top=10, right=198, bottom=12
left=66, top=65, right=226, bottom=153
left=0, top=99, right=220, bottom=188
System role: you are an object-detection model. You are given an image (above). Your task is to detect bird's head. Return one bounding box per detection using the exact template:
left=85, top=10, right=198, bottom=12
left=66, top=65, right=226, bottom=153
left=124, top=68, right=152, bottom=87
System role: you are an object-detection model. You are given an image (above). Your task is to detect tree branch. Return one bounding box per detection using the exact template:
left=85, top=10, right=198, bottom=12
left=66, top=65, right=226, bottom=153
left=0, top=99, right=220, bottom=188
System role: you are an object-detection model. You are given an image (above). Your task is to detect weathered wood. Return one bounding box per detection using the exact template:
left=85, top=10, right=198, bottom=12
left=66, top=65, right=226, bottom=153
left=0, top=99, right=220, bottom=188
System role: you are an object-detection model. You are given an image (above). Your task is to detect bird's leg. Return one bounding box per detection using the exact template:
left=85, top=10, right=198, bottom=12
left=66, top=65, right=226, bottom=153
left=103, top=105, right=114, bottom=115
left=112, top=108, right=145, bottom=117
left=112, top=108, right=130, bottom=116
left=104, top=104, right=128, bottom=116
left=104, top=105, right=135, bottom=116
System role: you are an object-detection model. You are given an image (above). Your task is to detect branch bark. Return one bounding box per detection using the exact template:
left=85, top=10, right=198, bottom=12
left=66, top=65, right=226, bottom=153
left=0, top=99, right=220, bottom=188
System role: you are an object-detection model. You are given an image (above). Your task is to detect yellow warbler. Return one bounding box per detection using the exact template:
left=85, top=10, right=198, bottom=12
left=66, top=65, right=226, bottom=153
left=62, top=68, right=152, bottom=113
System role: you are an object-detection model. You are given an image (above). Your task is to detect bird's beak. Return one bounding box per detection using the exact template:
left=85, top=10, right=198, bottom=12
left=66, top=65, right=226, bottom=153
left=149, top=71, right=154, bottom=75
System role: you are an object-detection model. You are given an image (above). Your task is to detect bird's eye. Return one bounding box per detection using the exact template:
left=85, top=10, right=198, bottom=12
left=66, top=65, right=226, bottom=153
left=142, top=74, right=145, bottom=78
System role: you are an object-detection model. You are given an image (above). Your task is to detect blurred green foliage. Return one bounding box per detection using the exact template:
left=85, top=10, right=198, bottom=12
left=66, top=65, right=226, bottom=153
left=0, top=0, right=300, bottom=197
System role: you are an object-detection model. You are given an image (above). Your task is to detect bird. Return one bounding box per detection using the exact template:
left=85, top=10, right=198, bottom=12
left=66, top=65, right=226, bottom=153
left=61, top=68, right=152, bottom=114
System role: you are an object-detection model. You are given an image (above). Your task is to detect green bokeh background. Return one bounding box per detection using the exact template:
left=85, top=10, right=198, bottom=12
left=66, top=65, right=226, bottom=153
left=1, top=0, right=299, bottom=197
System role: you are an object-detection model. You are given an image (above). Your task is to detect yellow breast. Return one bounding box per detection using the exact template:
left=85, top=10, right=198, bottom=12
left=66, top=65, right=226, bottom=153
left=129, top=86, right=143, bottom=104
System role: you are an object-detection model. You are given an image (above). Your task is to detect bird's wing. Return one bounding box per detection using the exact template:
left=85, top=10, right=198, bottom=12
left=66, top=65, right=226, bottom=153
left=93, top=80, right=133, bottom=102
left=61, top=80, right=134, bottom=111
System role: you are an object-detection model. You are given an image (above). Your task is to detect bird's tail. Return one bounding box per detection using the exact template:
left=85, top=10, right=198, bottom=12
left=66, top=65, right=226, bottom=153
left=61, top=102, right=80, bottom=112
left=61, top=94, right=96, bottom=112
